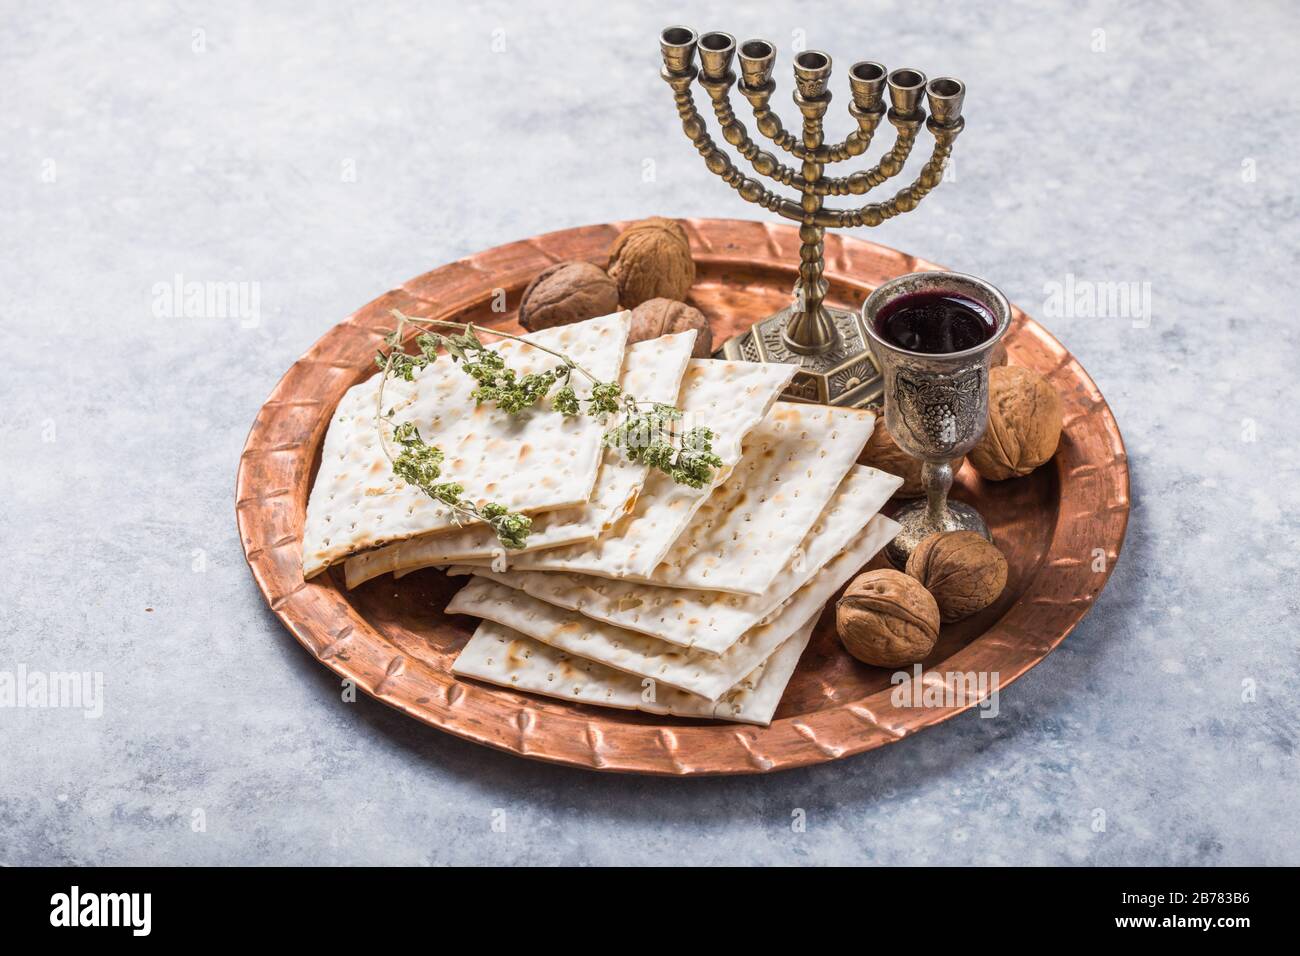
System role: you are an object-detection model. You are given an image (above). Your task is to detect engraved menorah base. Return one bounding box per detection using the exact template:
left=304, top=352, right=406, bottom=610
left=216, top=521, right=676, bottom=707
left=718, top=304, right=882, bottom=407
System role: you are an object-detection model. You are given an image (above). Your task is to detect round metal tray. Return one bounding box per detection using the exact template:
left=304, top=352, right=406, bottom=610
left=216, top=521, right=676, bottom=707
left=236, top=218, right=1129, bottom=775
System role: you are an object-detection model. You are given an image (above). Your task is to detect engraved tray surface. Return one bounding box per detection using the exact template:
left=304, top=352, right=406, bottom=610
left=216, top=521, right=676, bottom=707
left=236, top=219, right=1129, bottom=775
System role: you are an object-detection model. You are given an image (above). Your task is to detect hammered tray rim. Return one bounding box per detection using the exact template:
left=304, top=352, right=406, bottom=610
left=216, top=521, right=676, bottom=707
left=235, top=218, right=1130, bottom=776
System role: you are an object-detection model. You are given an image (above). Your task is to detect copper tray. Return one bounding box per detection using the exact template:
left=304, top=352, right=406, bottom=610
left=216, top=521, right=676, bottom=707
left=237, top=218, right=1129, bottom=775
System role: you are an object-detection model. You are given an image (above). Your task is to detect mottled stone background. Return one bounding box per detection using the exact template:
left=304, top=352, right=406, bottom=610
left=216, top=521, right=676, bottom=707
left=2, top=0, right=1295, bottom=865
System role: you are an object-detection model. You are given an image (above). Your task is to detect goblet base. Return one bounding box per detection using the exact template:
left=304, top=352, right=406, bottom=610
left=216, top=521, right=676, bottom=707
left=884, top=498, right=991, bottom=569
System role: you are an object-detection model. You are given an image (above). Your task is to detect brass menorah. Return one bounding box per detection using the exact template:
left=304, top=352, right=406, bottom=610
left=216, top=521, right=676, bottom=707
left=660, top=26, right=966, bottom=407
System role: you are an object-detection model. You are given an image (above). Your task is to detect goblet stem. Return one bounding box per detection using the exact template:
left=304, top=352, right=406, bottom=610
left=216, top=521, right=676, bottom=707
left=922, top=459, right=952, bottom=531
left=885, top=461, right=990, bottom=569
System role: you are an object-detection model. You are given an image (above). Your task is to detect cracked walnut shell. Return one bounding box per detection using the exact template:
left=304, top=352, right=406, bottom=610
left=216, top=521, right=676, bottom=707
left=969, top=364, right=1062, bottom=480
left=836, top=569, right=940, bottom=667
left=517, top=261, right=619, bottom=333
left=906, top=531, right=1008, bottom=623
left=607, top=217, right=696, bottom=308
left=629, top=298, right=713, bottom=357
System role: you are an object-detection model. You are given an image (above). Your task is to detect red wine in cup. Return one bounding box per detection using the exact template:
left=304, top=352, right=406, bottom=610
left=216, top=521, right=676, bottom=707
left=875, top=291, right=995, bottom=354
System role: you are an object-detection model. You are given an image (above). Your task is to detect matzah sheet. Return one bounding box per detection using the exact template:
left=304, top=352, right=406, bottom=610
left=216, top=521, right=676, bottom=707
left=451, top=612, right=817, bottom=726
left=630, top=402, right=875, bottom=594
left=302, top=312, right=631, bottom=577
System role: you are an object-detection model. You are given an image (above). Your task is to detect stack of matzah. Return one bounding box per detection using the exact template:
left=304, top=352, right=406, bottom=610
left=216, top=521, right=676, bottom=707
left=304, top=312, right=903, bottom=726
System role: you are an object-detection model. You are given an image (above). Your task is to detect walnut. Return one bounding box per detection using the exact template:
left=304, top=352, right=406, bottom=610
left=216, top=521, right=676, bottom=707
left=517, top=261, right=619, bottom=332
left=969, top=364, right=1062, bottom=480
left=905, top=531, right=1008, bottom=623
left=607, top=217, right=696, bottom=308
left=628, top=298, right=713, bottom=358
left=859, top=416, right=963, bottom=498
left=835, top=569, right=940, bottom=667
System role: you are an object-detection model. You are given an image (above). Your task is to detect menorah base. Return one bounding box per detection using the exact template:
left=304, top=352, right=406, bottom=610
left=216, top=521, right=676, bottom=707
left=716, top=304, right=883, bottom=407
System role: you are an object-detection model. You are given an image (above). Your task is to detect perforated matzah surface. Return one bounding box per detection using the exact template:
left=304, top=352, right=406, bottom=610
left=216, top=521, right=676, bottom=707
left=631, top=402, right=874, bottom=594
left=451, top=612, right=817, bottom=726
left=455, top=466, right=902, bottom=654
left=499, top=358, right=796, bottom=581
left=301, top=312, right=630, bottom=577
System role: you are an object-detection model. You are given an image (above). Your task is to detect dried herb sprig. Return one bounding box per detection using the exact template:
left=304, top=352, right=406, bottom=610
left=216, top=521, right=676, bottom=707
left=388, top=422, right=531, bottom=549
left=601, top=402, right=722, bottom=489
left=373, top=310, right=722, bottom=548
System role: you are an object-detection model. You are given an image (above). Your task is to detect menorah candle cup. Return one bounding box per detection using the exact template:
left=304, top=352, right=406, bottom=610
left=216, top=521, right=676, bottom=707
left=863, top=271, right=1011, bottom=567
left=793, top=50, right=833, bottom=98
left=848, top=61, right=888, bottom=112
left=698, top=31, right=737, bottom=81
left=660, top=25, right=698, bottom=75
left=926, top=77, right=966, bottom=126
left=738, top=38, right=777, bottom=89
left=887, top=68, right=928, bottom=115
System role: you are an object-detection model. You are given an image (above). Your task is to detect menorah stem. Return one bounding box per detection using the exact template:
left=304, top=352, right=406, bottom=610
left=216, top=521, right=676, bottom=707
left=784, top=223, right=834, bottom=352
left=784, top=65, right=837, bottom=354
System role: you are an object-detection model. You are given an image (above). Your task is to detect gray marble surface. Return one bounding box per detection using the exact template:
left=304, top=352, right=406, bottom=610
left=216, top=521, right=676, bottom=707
left=2, top=0, right=1296, bottom=866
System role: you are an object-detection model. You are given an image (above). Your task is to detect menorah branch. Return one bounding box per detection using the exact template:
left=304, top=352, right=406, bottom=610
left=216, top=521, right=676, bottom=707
left=747, top=92, right=878, bottom=164
left=705, top=80, right=809, bottom=192
left=816, top=118, right=918, bottom=197
left=707, top=79, right=906, bottom=200
left=664, top=68, right=801, bottom=222
left=815, top=119, right=961, bottom=227
left=740, top=77, right=804, bottom=157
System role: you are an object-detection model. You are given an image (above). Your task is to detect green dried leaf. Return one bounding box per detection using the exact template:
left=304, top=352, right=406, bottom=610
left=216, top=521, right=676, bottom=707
left=552, top=385, right=579, bottom=417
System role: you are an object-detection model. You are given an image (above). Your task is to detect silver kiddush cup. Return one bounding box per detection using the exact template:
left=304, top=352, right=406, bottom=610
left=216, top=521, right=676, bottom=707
left=863, top=271, right=1012, bottom=568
